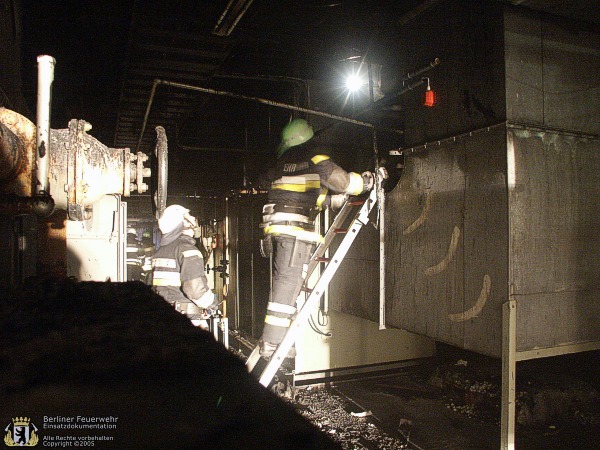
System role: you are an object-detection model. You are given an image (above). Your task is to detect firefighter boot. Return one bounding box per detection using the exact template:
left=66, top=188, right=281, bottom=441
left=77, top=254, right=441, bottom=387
left=259, top=339, right=296, bottom=359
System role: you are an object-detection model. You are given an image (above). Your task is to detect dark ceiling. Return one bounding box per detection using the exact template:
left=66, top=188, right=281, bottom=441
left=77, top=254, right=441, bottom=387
left=20, top=0, right=600, bottom=197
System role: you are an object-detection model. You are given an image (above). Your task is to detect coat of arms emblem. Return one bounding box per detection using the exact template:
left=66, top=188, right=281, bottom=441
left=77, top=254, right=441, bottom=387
left=4, top=417, right=39, bottom=447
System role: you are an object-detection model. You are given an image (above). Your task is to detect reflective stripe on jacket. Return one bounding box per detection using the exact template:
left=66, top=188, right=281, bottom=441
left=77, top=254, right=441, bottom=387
left=151, top=234, right=208, bottom=304
left=257, top=142, right=365, bottom=239
left=262, top=224, right=323, bottom=243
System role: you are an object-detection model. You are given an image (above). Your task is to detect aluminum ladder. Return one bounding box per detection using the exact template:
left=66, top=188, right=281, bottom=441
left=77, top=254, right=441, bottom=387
left=246, top=187, right=379, bottom=387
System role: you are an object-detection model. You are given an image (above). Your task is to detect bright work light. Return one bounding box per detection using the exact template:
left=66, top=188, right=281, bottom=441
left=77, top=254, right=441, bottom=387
left=345, top=73, right=364, bottom=92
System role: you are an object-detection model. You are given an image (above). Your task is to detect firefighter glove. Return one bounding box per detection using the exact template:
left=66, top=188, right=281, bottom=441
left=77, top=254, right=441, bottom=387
left=329, top=194, right=348, bottom=211
left=361, top=171, right=374, bottom=191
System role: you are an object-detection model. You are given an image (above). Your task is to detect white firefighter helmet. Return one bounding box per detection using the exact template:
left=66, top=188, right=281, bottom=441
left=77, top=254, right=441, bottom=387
left=158, top=205, right=197, bottom=234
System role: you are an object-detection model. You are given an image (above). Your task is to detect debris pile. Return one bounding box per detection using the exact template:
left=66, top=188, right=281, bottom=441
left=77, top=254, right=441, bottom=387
left=429, top=351, right=600, bottom=430
left=292, top=387, right=410, bottom=449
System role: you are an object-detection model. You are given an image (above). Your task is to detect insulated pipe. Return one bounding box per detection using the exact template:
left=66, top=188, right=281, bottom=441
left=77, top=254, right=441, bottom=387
left=398, top=0, right=444, bottom=26
left=35, top=55, right=55, bottom=195
left=365, top=78, right=427, bottom=113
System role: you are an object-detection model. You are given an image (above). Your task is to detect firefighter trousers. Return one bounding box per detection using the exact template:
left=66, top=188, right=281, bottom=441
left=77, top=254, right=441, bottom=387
left=261, top=235, right=315, bottom=345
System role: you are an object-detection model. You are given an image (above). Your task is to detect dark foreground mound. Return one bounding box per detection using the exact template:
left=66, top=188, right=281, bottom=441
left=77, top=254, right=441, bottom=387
left=0, top=277, right=339, bottom=449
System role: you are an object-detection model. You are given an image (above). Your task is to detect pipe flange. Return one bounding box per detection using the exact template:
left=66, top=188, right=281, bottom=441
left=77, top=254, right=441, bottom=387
left=123, top=149, right=132, bottom=196
left=136, top=151, right=148, bottom=193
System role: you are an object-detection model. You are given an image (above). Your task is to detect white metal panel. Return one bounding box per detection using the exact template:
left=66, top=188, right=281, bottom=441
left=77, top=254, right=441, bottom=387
left=294, top=308, right=435, bottom=381
left=66, top=195, right=127, bottom=281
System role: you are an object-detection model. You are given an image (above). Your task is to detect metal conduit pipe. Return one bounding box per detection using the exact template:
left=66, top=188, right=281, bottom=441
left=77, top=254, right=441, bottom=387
left=159, top=80, right=405, bottom=133
left=136, top=79, right=160, bottom=153
left=212, top=0, right=254, bottom=37
left=403, top=57, right=441, bottom=82
left=177, top=74, right=311, bottom=154
left=214, top=73, right=310, bottom=105
left=35, top=55, right=55, bottom=195
left=368, top=63, right=387, bottom=331
left=377, top=172, right=386, bottom=331
left=135, top=79, right=404, bottom=153
left=348, top=58, right=441, bottom=118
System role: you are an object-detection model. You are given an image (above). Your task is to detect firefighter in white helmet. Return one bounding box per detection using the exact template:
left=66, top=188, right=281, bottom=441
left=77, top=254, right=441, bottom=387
left=255, top=118, right=374, bottom=358
left=151, top=205, right=216, bottom=317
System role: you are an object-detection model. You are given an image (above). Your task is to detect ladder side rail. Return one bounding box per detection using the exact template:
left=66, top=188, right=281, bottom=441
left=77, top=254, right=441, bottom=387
left=246, top=344, right=261, bottom=372
left=258, top=189, right=377, bottom=386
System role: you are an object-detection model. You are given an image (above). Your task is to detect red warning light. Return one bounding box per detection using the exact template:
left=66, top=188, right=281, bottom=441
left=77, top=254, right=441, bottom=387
left=423, top=89, right=436, bottom=107
left=422, top=77, right=436, bottom=107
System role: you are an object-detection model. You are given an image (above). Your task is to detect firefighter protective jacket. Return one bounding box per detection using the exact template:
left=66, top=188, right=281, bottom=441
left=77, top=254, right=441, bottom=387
left=151, top=234, right=212, bottom=307
left=257, top=142, right=365, bottom=242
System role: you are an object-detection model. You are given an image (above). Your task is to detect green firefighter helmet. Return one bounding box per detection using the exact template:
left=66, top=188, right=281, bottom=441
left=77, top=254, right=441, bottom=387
left=277, top=118, right=314, bottom=158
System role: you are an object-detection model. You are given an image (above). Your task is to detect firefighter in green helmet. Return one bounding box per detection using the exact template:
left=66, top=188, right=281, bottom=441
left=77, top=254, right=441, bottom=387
left=256, top=118, right=374, bottom=358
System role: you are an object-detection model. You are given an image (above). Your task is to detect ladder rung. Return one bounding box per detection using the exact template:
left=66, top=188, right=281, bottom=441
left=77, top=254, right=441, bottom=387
left=301, top=286, right=313, bottom=293
left=347, top=200, right=365, bottom=206
left=315, top=257, right=330, bottom=262
left=333, top=228, right=348, bottom=234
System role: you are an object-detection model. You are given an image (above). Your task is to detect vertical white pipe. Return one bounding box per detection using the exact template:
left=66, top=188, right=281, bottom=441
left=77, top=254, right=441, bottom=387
left=322, top=208, right=330, bottom=314
left=501, top=298, right=517, bottom=449
left=378, top=179, right=386, bottom=330
left=36, top=55, right=55, bottom=194
left=368, top=63, right=387, bottom=331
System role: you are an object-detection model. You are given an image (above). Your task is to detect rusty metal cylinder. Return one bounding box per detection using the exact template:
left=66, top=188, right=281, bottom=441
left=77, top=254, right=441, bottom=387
left=1, top=108, right=151, bottom=220
left=0, top=122, right=25, bottom=183
left=0, top=107, right=36, bottom=197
